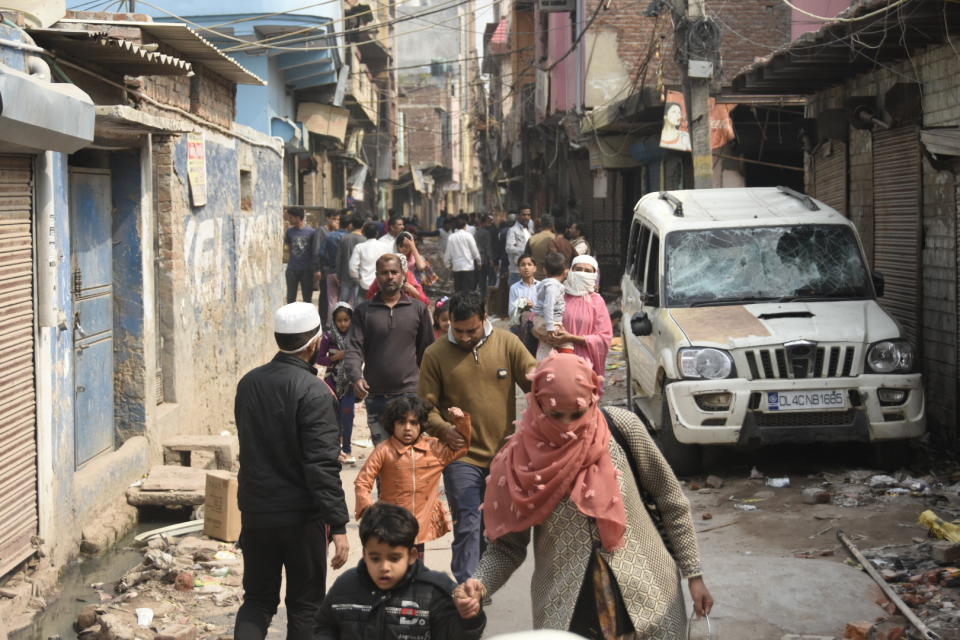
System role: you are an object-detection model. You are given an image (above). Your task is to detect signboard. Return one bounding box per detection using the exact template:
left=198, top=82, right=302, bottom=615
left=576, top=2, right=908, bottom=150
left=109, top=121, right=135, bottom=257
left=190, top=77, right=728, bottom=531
left=660, top=90, right=736, bottom=152
left=187, top=132, right=207, bottom=207
left=297, top=103, right=350, bottom=143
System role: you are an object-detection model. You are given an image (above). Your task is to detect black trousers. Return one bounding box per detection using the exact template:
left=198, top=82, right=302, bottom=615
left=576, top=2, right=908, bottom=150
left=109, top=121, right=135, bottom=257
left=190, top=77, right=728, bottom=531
left=285, top=269, right=314, bottom=304
left=453, top=270, right=475, bottom=293
left=234, top=521, right=328, bottom=640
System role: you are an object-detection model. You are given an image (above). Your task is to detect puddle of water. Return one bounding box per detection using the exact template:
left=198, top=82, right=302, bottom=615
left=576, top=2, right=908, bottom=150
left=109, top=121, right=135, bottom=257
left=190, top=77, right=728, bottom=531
left=12, top=518, right=177, bottom=640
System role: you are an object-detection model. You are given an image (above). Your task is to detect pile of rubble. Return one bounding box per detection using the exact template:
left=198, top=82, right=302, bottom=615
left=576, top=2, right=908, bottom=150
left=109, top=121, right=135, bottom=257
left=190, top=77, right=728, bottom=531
left=74, top=534, right=243, bottom=640
left=850, top=538, right=960, bottom=639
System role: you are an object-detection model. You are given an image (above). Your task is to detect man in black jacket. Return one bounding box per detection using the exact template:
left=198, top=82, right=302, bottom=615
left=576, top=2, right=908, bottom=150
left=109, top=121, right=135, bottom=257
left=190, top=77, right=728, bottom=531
left=234, top=302, right=350, bottom=640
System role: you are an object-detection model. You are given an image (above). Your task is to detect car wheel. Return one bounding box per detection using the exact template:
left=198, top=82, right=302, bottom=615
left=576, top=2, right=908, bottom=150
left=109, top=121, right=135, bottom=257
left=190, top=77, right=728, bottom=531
left=654, top=387, right=702, bottom=477
left=870, top=440, right=910, bottom=471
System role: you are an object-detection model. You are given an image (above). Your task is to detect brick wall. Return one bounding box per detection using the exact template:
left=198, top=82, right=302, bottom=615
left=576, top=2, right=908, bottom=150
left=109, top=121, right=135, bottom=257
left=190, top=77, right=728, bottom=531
left=583, top=0, right=790, bottom=90
left=190, top=66, right=236, bottom=130
left=399, top=83, right=448, bottom=168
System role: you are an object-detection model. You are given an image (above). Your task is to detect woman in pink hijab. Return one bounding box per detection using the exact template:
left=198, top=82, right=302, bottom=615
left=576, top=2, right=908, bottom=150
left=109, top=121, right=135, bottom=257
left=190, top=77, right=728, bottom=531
left=456, top=353, right=713, bottom=637
left=535, top=255, right=612, bottom=376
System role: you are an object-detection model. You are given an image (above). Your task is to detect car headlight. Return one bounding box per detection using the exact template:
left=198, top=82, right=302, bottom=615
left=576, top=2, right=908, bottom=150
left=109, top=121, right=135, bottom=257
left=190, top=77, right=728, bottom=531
left=679, top=348, right=734, bottom=379
left=866, top=340, right=915, bottom=374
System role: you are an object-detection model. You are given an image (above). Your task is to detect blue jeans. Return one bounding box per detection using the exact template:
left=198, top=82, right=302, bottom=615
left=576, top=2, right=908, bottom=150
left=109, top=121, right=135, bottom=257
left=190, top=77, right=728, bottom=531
left=443, top=461, right=489, bottom=583
left=364, top=393, right=416, bottom=446
left=507, top=272, right=521, bottom=287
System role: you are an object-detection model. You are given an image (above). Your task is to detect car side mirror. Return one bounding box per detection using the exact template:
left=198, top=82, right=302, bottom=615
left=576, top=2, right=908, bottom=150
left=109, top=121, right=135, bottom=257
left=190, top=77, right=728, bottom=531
left=631, top=311, right=653, bottom=337
left=872, top=271, right=885, bottom=298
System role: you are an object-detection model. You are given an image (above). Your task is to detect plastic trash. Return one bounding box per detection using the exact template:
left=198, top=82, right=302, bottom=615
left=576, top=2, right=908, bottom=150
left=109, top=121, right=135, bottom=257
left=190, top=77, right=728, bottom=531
left=135, top=608, right=154, bottom=628
left=867, top=474, right=897, bottom=488
left=213, top=550, right=237, bottom=561
left=919, top=509, right=960, bottom=542
left=765, top=477, right=790, bottom=488
left=734, top=504, right=758, bottom=512
left=749, top=467, right=764, bottom=479
left=209, top=566, right=230, bottom=577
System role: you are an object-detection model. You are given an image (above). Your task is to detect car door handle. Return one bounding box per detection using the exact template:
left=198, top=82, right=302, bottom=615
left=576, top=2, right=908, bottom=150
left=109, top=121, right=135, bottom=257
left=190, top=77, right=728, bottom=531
left=75, top=321, right=88, bottom=338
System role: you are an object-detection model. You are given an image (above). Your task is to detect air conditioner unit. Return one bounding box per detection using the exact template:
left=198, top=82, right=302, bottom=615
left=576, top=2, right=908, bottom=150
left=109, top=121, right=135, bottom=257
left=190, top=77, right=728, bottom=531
left=540, top=0, right=575, bottom=13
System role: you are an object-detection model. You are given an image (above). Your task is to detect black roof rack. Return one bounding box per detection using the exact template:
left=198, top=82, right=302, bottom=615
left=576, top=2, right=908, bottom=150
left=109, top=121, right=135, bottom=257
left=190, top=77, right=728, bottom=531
left=776, top=185, right=820, bottom=211
left=659, top=191, right=684, bottom=217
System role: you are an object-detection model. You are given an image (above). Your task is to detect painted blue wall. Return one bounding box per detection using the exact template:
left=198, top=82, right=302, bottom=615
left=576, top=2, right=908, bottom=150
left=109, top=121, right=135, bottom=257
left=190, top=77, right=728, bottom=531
left=111, top=151, right=147, bottom=436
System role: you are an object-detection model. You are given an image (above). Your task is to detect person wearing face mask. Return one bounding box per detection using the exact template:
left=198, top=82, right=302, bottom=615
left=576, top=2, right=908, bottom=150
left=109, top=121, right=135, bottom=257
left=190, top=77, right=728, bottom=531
left=533, top=255, right=612, bottom=377
left=233, top=302, right=350, bottom=640
left=458, top=353, right=714, bottom=637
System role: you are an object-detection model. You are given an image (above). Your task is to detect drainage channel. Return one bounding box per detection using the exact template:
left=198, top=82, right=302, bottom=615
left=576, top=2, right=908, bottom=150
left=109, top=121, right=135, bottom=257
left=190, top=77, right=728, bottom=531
left=12, top=520, right=171, bottom=640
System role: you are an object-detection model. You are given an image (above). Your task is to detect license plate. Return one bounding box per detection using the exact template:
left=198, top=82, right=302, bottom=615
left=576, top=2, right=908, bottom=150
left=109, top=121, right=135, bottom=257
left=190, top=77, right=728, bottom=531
left=766, top=390, right=847, bottom=411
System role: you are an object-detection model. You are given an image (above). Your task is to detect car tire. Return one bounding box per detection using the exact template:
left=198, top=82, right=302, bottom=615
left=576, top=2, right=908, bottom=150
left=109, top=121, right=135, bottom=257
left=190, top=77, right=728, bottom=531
left=870, top=440, right=910, bottom=471
left=655, top=387, right=702, bottom=477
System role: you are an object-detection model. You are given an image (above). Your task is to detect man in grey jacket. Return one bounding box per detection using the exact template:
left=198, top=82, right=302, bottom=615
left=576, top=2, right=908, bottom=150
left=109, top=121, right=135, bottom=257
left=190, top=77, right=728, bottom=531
left=344, top=254, right=435, bottom=445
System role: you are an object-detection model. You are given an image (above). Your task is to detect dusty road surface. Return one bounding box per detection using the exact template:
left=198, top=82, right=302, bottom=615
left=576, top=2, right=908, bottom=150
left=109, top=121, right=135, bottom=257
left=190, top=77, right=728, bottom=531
left=26, top=328, right=960, bottom=640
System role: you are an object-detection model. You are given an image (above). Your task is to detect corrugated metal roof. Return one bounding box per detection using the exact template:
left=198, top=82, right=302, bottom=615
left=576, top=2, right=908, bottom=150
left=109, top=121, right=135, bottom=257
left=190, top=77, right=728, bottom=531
left=55, top=19, right=264, bottom=85
left=29, top=28, right=193, bottom=76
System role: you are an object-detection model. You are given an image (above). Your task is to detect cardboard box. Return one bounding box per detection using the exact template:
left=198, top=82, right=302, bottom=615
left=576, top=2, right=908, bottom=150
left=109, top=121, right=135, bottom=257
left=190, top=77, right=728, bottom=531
left=203, top=471, right=241, bottom=542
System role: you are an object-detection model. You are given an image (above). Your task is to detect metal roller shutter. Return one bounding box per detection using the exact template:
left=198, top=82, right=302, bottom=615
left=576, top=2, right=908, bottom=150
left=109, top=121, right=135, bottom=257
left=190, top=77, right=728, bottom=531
left=873, top=127, right=922, bottom=351
left=813, top=140, right=847, bottom=215
left=0, top=154, right=37, bottom=577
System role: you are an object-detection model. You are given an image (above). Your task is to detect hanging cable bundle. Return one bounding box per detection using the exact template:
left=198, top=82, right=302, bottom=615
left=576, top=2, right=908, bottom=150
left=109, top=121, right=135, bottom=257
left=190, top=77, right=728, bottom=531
left=674, top=16, right=721, bottom=65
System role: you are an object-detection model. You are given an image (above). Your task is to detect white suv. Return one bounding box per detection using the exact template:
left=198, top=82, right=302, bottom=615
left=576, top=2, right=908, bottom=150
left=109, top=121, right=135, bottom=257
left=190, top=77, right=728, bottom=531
left=621, top=187, right=924, bottom=474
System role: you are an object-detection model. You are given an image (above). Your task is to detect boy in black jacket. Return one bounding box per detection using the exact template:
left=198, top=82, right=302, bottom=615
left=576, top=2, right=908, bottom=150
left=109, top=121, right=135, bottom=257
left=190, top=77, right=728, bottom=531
left=317, top=503, right=485, bottom=640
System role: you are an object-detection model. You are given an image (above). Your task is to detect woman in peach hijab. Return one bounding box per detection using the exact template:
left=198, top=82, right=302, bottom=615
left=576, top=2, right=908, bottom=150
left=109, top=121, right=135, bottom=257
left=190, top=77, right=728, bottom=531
left=458, top=353, right=712, bottom=638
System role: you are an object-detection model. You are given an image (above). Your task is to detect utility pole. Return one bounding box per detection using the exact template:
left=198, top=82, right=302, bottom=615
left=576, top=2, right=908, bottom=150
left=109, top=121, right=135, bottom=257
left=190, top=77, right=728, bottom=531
left=679, top=0, right=719, bottom=188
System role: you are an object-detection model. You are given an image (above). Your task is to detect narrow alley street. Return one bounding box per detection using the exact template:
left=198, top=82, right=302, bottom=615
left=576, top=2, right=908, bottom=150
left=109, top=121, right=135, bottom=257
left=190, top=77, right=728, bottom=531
left=7, top=337, right=960, bottom=640
left=4, top=1, right=960, bottom=640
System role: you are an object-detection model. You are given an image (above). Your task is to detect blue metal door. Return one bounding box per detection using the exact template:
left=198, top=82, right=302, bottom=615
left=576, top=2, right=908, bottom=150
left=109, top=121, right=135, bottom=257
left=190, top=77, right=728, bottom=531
left=70, top=168, right=115, bottom=467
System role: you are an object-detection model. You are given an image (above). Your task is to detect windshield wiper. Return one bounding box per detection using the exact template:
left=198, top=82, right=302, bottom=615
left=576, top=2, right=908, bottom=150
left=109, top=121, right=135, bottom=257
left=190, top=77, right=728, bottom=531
left=689, top=296, right=785, bottom=307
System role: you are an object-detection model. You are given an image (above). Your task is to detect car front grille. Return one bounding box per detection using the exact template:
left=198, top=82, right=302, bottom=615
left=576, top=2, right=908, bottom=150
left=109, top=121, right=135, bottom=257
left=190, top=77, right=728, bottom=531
left=754, top=409, right=857, bottom=427
left=742, top=345, right=857, bottom=380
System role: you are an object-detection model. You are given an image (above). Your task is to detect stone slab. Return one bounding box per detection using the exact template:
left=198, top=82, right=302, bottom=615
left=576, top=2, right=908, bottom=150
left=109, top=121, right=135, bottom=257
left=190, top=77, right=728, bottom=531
left=162, top=435, right=238, bottom=471
left=140, top=465, right=207, bottom=492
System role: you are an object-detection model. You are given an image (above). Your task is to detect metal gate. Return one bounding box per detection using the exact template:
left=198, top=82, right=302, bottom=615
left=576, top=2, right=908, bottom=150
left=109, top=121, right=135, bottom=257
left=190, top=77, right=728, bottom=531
left=0, top=154, right=38, bottom=577
left=813, top=140, right=847, bottom=215
left=69, top=169, right=115, bottom=467
left=873, top=126, right=922, bottom=351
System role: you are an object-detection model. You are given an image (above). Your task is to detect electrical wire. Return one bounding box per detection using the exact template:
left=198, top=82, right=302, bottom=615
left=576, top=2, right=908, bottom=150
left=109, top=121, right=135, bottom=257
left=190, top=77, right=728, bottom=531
left=221, top=0, right=495, bottom=53
left=780, top=0, right=913, bottom=23
left=133, top=0, right=474, bottom=54
left=538, top=0, right=606, bottom=72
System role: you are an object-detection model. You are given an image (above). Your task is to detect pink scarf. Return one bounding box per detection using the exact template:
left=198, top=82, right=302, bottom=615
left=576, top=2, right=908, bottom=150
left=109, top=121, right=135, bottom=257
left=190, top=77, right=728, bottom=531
left=483, top=353, right=627, bottom=551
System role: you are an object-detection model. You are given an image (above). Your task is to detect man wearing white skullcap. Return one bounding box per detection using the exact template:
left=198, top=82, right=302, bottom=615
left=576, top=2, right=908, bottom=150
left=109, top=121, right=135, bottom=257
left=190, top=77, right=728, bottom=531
left=233, top=302, right=350, bottom=640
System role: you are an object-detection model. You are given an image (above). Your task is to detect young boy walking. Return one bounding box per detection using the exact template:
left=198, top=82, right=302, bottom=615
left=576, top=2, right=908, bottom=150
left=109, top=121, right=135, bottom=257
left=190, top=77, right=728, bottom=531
left=316, top=502, right=486, bottom=640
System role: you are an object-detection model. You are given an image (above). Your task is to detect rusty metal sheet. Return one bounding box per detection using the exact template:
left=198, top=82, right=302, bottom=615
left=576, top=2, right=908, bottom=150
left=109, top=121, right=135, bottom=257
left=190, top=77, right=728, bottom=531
left=0, top=154, right=36, bottom=578
left=670, top=305, right=772, bottom=343
left=872, top=127, right=922, bottom=352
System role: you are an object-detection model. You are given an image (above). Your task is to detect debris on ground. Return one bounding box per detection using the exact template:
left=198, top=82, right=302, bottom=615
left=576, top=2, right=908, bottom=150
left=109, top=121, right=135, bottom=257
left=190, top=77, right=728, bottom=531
left=75, top=532, right=245, bottom=640
left=766, top=477, right=790, bottom=488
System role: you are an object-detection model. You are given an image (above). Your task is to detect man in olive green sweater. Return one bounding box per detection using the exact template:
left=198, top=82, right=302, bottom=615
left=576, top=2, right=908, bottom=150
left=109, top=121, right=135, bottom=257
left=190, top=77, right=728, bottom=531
left=418, top=291, right=537, bottom=582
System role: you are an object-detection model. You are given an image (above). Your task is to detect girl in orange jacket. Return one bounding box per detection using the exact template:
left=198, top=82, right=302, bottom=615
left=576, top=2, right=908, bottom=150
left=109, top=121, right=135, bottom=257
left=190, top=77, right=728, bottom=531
left=355, top=397, right=471, bottom=552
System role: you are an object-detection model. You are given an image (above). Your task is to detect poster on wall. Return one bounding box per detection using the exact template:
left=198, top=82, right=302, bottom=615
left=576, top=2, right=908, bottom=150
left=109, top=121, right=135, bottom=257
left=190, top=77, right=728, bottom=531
left=659, top=90, right=736, bottom=152
left=187, top=132, right=207, bottom=207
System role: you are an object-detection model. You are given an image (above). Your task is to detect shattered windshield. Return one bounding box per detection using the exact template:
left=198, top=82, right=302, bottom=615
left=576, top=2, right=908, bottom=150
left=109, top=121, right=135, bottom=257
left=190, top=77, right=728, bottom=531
left=665, top=225, right=872, bottom=307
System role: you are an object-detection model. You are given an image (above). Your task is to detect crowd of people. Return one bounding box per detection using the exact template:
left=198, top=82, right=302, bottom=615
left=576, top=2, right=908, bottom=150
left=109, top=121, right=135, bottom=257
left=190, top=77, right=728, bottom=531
left=245, top=206, right=714, bottom=640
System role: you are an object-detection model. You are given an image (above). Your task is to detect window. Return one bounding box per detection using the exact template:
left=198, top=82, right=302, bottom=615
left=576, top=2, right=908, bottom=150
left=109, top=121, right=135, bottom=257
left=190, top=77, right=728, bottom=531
left=632, top=225, right=650, bottom=288
left=240, top=169, right=253, bottom=211
left=645, top=233, right=660, bottom=302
